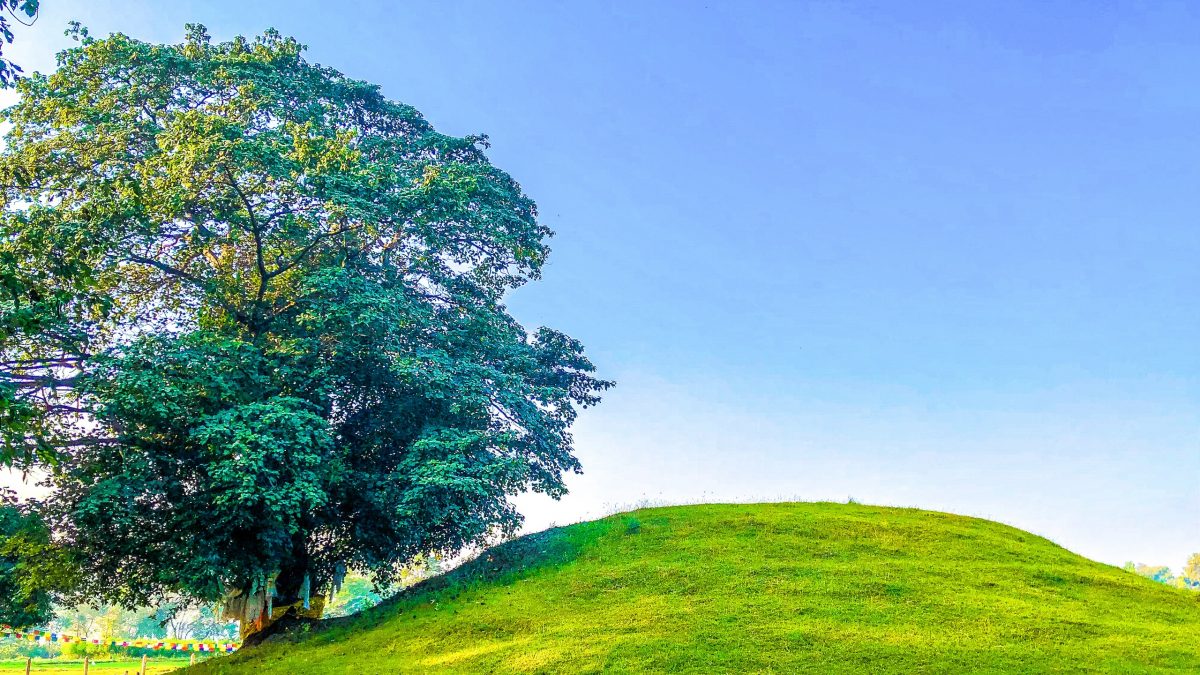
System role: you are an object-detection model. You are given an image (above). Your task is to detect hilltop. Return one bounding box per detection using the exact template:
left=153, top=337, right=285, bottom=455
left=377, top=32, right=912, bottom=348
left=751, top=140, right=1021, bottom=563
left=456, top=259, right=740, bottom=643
left=189, top=503, right=1200, bottom=673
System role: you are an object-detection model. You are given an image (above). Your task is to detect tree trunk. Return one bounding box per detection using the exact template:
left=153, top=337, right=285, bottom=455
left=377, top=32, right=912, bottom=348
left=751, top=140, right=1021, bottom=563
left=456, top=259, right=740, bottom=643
left=238, top=543, right=325, bottom=642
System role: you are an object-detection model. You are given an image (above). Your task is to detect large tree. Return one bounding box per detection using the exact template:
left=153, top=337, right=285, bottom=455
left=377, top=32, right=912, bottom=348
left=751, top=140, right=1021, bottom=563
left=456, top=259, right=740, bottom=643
left=0, top=24, right=609, bottom=627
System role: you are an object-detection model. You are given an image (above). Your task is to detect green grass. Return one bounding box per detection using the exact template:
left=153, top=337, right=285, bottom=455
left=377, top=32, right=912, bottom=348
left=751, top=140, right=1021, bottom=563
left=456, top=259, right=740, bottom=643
left=0, top=659, right=183, bottom=673
left=187, top=503, right=1200, bottom=673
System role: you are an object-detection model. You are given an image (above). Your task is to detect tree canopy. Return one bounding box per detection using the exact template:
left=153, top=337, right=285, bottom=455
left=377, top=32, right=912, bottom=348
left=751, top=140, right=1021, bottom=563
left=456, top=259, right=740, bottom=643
left=0, top=24, right=609, bottom=623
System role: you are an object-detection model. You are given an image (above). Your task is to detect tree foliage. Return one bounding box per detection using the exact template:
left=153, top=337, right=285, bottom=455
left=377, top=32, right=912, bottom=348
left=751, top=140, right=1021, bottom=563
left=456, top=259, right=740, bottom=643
left=1123, top=558, right=1200, bottom=591
left=0, top=1, right=37, bottom=87
left=1184, top=553, right=1200, bottom=588
left=0, top=24, right=609, bottom=617
left=0, top=490, right=60, bottom=627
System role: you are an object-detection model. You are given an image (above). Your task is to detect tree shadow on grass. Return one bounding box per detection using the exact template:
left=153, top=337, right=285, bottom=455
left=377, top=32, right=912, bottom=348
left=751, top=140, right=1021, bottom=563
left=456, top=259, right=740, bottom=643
left=254, top=519, right=611, bottom=647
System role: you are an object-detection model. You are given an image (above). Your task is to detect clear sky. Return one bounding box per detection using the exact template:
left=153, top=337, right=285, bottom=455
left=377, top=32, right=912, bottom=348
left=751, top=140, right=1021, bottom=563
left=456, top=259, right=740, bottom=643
left=2, top=0, right=1196, bottom=569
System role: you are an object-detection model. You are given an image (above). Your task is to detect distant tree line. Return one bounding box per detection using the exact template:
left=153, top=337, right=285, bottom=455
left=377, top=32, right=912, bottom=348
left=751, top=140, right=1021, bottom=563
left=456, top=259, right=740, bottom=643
left=1123, top=553, right=1200, bottom=590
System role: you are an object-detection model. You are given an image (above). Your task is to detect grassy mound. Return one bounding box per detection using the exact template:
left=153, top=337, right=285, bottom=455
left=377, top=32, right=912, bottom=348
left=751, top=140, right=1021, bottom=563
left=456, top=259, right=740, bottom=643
left=189, top=503, right=1200, bottom=673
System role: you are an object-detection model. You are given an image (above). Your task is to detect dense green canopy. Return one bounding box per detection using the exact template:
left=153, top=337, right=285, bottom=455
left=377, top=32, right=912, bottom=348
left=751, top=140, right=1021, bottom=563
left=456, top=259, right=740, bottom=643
left=0, top=24, right=609, bottom=615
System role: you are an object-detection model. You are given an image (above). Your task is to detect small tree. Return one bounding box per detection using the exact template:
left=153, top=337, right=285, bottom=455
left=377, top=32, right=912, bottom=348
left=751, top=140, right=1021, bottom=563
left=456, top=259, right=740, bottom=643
left=1178, top=553, right=1200, bottom=589
left=0, top=25, right=610, bottom=632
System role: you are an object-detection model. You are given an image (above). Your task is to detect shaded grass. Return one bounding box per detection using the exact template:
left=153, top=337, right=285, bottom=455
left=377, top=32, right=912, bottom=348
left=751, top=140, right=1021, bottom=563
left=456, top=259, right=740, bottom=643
left=187, top=503, right=1200, bottom=673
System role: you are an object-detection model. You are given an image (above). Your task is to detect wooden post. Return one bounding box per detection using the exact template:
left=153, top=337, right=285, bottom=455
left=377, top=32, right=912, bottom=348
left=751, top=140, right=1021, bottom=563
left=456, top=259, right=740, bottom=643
left=23, top=656, right=30, bottom=675
left=83, top=656, right=90, bottom=675
left=139, top=653, right=148, bottom=675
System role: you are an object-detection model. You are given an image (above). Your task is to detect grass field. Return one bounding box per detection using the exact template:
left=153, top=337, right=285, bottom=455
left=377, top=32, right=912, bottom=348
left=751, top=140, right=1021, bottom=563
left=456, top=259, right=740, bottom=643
left=180, top=502, right=1200, bottom=673
left=0, top=660, right=184, bottom=673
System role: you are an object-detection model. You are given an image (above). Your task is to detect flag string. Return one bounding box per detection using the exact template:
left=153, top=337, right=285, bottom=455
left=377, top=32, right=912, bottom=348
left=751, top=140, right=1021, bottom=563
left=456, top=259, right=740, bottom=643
left=0, top=624, right=239, bottom=653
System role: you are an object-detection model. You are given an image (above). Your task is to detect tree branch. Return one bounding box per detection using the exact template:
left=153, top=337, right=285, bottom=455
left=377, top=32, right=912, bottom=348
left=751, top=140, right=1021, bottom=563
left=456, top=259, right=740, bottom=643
left=222, top=165, right=270, bottom=309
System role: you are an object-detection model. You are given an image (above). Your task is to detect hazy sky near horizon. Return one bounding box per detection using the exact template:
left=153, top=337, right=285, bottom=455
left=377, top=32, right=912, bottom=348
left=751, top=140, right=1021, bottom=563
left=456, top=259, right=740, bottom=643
left=2, top=1, right=1196, bottom=569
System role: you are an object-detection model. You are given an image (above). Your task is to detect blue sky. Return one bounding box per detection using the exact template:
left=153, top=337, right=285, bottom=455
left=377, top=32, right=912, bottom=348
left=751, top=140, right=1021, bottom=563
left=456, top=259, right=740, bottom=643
left=3, top=1, right=1197, bottom=568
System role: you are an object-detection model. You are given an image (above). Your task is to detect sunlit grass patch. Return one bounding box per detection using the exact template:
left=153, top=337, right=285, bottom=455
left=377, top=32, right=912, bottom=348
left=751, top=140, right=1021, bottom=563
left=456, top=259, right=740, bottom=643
left=188, top=503, right=1200, bottom=674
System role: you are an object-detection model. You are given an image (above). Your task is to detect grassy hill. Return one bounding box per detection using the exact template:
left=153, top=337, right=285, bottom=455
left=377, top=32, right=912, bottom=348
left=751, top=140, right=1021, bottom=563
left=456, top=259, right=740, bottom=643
left=188, top=503, right=1200, bottom=674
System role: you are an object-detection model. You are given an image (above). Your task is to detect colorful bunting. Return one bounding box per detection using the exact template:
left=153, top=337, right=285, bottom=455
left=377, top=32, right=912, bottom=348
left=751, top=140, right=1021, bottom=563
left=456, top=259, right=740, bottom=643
left=0, top=624, right=239, bottom=652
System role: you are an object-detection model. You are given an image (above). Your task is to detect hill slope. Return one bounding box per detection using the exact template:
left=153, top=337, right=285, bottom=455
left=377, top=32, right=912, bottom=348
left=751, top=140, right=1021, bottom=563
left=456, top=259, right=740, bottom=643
left=189, top=503, right=1200, bottom=673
